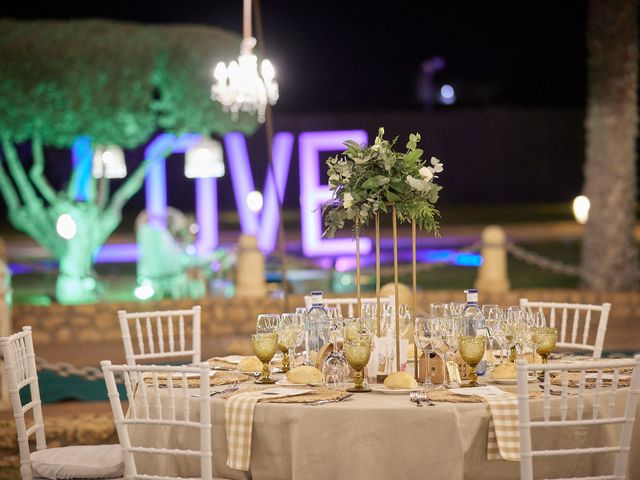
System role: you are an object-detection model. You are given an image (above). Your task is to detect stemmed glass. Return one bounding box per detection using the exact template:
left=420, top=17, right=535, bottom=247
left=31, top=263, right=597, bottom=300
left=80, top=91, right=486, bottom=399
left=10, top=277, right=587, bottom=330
left=482, top=305, right=499, bottom=369
left=449, top=301, right=466, bottom=316
left=531, top=327, right=557, bottom=364
left=321, top=321, right=349, bottom=389
left=458, top=335, right=486, bottom=387
left=257, top=314, right=283, bottom=369
left=414, top=315, right=438, bottom=389
left=430, top=303, right=450, bottom=317
left=439, top=316, right=463, bottom=387
left=278, top=313, right=304, bottom=374
left=252, top=332, right=278, bottom=384
left=344, top=333, right=373, bottom=392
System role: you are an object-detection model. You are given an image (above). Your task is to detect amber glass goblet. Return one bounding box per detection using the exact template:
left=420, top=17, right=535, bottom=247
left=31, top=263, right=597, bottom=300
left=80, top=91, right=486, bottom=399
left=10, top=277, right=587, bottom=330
left=532, top=327, right=557, bottom=364
left=458, top=335, right=486, bottom=387
left=252, top=333, right=278, bottom=384
left=344, top=334, right=372, bottom=392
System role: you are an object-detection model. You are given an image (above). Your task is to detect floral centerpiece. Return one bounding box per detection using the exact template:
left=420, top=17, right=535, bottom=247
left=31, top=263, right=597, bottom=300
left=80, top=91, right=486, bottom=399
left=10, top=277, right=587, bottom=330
left=322, top=127, right=443, bottom=237
left=322, top=127, right=444, bottom=376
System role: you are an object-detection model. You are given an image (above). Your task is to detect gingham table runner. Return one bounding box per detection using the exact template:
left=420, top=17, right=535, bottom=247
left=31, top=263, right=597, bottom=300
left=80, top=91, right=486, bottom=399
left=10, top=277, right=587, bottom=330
left=225, top=392, right=263, bottom=470
left=225, top=389, right=310, bottom=471
left=484, top=394, right=520, bottom=461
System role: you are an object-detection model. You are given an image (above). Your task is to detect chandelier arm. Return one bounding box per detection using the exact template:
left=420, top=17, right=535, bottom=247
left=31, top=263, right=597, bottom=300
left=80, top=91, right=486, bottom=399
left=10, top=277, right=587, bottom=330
left=243, top=0, right=252, bottom=40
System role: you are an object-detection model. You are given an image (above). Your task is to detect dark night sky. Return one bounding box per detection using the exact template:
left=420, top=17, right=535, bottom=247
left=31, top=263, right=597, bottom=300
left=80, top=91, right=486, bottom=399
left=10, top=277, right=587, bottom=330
left=3, top=0, right=588, bottom=111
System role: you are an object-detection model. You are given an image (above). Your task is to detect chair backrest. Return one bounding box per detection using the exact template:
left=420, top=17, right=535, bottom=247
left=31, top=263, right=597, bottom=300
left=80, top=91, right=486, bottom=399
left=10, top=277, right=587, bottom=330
left=303, top=296, right=394, bottom=317
left=118, top=306, right=201, bottom=366
left=101, top=361, right=212, bottom=480
left=0, top=326, right=47, bottom=480
left=516, top=355, right=640, bottom=480
left=519, top=298, right=611, bottom=358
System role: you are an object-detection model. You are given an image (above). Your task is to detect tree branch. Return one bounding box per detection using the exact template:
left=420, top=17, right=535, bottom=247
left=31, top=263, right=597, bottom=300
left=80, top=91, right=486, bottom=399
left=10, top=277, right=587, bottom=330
left=1, top=134, right=41, bottom=208
left=29, top=133, right=58, bottom=204
left=0, top=154, right=21, bottom=211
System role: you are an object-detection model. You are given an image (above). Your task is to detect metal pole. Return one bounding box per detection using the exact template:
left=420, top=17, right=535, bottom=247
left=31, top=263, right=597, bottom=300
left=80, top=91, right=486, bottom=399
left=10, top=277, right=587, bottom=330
left=392, top=206, right=400, bottom=371
left=253, top=0, right=289, bottom=310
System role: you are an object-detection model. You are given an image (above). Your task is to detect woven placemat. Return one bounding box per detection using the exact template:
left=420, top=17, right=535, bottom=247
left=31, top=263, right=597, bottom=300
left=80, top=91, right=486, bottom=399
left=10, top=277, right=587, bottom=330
left=207, top=358, right=238, bottom=370
left=425, top=390, right=484, bottom=403
left=224, top=385, right=350, bottom=404
left=550, top=372, right=631, bottom=388
left=143, top=371, right=253, bottom=388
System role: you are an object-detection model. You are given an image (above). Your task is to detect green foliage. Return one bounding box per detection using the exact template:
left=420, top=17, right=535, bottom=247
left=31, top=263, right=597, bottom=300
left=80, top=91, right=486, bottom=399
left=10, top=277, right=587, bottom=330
left=0, top=19, right=258, bottom=148
left=323, top=127, right=443, bottom=237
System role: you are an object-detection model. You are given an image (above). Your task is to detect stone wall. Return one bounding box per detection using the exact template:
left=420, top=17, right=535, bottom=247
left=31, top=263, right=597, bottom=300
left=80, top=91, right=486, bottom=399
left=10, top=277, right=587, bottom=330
left=10, top=289, right=640, bottom=362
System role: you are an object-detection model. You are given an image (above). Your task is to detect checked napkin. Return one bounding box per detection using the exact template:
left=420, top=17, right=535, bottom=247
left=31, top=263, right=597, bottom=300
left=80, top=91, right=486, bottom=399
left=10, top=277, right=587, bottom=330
left=484, top=394, right=520, bottom=461
left=225, top=388, right=311, bottom=471
left=225, top=392, right=264, bottom=471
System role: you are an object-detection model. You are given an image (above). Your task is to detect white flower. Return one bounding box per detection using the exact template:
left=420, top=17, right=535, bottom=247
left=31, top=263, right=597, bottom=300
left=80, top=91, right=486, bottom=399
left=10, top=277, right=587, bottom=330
left=419, top=166, right=433, bottom=181
left=343, top=192, right=354, bottom=209
left=371, top=144, right=381, bottom=152
left=430, top=156, right=443, bottom=173
left=406, top=175, right=432, bottom=192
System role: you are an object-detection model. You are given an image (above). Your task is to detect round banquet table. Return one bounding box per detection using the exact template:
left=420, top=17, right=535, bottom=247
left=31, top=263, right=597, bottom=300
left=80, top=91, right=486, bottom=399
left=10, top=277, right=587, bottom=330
left=128, top=377, right=640, bottom=480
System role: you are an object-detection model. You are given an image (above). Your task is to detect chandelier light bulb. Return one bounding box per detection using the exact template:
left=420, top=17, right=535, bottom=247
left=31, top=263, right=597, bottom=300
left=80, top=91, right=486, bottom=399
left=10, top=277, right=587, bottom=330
left=211, top=35, right=279, bottom=123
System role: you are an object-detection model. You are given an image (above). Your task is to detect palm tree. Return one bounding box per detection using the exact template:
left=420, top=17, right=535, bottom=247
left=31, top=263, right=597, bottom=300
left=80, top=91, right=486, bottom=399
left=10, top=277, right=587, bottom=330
left=581, top=0, right=638, bottom=290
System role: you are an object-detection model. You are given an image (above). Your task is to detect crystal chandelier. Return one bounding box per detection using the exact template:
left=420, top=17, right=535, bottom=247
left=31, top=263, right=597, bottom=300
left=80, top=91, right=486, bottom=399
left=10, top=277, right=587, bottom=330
left=211, top=0, right=278, bottom=123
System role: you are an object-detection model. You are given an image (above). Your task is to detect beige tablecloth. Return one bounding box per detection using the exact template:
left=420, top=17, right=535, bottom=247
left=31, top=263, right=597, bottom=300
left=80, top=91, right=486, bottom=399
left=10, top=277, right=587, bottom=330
left=129, top=382, right=640, bottom=480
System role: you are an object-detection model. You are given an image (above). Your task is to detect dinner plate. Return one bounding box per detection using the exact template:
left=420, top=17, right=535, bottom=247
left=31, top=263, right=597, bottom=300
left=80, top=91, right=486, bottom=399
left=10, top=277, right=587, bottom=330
left=369, top=384, right=420, bottom=394
left=276, top=379, right=322, bottom=387
left=487, top=375, right=537, bottom=385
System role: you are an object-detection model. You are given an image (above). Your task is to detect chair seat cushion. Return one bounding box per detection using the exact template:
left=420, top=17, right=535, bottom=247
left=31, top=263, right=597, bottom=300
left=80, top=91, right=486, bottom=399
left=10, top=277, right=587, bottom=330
left=31, top=444, right=123, bottom=479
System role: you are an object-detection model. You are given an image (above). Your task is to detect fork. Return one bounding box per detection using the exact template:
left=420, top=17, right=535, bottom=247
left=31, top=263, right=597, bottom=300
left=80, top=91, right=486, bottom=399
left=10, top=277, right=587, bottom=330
left=304, top=393, right=354, bottom=406
left=209, top=381, right=240, bottom=396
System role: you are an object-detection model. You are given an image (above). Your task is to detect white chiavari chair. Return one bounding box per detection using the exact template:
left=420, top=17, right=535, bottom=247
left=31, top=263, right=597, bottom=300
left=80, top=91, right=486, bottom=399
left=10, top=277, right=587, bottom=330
left=516, top=355, right=640, bottom=480
left=102, top=361, right=227, bottom=480
left=0, top=327, right=123, bottom=480
left=519, top=299, right=611, bottom=358
left=303, top=296, right=394, bottom=317
left=118, top=306, right=202, bottom=367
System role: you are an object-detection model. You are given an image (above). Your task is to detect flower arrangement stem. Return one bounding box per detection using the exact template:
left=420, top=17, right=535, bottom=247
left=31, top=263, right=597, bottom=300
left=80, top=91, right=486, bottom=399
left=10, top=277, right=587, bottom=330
left=375, top=213, right=381, bottom=337
left=412, top=219, right=418, bottom=379
left=356, top=217, right=361, bottom=317
left=392, top=205, right=401, bottom=371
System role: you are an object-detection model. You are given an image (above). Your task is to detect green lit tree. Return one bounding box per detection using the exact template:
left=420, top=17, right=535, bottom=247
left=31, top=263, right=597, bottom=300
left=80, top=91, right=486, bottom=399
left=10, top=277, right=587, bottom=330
left=0, top=19, right=256, bottom=303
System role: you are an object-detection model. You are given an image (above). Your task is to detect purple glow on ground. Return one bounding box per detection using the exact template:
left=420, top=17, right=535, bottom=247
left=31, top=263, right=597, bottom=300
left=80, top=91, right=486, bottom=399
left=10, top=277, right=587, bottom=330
left=333, top=249, right=483, bottom=272
left=298, top=130, right=372, bottom=257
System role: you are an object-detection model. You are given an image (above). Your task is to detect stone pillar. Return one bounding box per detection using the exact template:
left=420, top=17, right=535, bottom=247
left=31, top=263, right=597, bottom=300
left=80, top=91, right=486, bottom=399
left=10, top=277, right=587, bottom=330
left=235, top=235, right=267, bottom=298
left=0, top=237, right=11, bottom=411
left=475, top=225, right=510, bottom=294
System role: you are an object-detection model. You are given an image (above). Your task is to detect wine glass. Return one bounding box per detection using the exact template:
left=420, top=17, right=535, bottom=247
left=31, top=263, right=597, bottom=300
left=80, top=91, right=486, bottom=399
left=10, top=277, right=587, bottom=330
left=251, top=333, right=278, bottom=384
left=439, top=316, right=463, bottom=387
left=430, top=303, right=450, bottom=317
left=344, top=334, right=373, bottom=392
left=414, top=315, right=437, bottom=389
left=449, top=301, right=466, bottom=316
left=482, top=305, right=500, bottom=369
left=458, top=335, right=486, bottom=387
left=257, top=314, right=283, bottom=369
left=278, top=313, right=304, bottom=373
left=532, top=327, right=557, bottom=364
left=322, top=320, right=350, bottom=390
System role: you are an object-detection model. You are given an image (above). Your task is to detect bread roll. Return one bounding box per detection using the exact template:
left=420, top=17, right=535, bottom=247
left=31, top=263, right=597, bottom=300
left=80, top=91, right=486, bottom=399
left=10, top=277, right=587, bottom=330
left=286, top=365, right=322, bottom=384
left=383, top=371, right=418, bottom=389
left=492, top=363, right=517, bottom=379
left=237, top=356, right=263, bottom=373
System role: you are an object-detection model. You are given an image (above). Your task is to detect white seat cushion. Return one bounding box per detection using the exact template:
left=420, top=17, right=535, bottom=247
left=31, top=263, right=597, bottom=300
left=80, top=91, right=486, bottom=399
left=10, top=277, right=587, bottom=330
left=30, top=444, right=123, bottom=479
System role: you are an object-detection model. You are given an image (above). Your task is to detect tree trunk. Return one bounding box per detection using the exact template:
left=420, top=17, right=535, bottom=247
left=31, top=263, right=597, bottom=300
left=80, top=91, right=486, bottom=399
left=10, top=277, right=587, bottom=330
left=581, top=0, right=638, bottom=290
